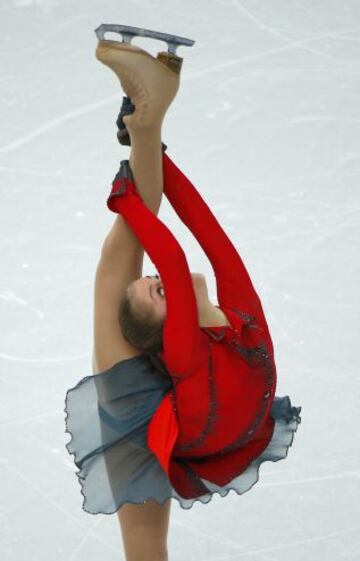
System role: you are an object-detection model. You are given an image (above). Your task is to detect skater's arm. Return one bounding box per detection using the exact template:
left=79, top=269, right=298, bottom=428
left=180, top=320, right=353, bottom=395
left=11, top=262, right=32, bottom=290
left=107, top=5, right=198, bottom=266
left=162, top=153, right=267, bottom=326
left=107, top=174, right=207, bottom=378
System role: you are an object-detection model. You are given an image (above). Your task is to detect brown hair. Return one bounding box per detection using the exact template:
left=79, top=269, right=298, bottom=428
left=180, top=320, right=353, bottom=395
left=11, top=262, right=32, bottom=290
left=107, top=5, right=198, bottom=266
left=118, top=289, right=165, bottom=355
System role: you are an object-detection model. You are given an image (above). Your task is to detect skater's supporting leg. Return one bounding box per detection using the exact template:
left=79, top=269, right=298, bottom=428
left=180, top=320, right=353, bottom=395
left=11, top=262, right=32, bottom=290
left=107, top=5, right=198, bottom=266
left=117, top=499, right=171, bottom=561
left=162, top=153, right=269, bottom=329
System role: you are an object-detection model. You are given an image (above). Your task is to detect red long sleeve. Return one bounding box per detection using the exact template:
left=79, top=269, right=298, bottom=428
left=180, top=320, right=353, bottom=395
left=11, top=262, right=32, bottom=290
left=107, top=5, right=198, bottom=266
left=162, top=152, right=269, bottom=332
left=106, top=171, right=207, bottom=379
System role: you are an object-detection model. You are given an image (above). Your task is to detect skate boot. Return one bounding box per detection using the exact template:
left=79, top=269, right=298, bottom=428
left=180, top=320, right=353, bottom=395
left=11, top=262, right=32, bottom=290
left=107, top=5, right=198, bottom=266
left=94, top=24, right=195, bottom=133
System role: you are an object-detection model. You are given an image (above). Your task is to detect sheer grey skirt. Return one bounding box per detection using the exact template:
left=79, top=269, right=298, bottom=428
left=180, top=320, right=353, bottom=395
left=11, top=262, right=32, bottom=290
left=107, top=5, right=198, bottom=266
left=64, top=353, right=302, bottom=514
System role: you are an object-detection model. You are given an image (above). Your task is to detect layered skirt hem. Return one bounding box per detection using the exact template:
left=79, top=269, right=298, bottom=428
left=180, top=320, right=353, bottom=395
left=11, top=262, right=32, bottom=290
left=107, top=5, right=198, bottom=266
left=64, top=355, right=301, bottom=514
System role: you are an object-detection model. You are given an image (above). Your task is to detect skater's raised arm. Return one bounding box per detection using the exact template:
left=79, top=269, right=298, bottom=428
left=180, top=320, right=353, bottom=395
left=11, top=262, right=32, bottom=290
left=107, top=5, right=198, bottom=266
left=107, top=162, right=208, bottom=378
left=162, top=152, right=268, bottom=328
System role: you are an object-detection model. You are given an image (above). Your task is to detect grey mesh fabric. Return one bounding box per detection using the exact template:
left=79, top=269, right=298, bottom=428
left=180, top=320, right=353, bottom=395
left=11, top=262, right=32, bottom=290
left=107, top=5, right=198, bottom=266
left=64, top=353, right=302, bottom=514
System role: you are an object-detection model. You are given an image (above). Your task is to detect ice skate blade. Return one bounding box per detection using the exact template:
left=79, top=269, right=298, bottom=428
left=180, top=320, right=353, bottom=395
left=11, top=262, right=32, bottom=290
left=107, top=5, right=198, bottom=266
left=96, top=37, right=184, bottom=75
left=94, top=23, right=195, bottom=55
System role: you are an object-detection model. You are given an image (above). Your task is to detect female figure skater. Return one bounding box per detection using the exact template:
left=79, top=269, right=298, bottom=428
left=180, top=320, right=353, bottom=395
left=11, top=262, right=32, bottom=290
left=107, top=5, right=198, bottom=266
left=64, top=24, right=302, bottom=561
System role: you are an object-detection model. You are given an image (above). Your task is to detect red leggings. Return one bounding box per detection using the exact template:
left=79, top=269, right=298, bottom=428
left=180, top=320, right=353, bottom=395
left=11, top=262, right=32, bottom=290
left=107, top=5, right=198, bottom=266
left=107, top=151, right=273, bottom=377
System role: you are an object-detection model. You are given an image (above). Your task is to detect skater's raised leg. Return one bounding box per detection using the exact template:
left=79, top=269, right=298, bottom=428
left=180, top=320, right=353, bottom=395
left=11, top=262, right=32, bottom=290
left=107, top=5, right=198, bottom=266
left=93, top=37, right=181, bottom=561
left=94, top=40, right=178, bottom=374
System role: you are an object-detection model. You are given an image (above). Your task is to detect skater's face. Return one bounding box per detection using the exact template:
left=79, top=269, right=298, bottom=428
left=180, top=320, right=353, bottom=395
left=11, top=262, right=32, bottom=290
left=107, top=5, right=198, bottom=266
left=128, top=274, right=166, bottom=322
left=127, top=272, right=209, bottom=323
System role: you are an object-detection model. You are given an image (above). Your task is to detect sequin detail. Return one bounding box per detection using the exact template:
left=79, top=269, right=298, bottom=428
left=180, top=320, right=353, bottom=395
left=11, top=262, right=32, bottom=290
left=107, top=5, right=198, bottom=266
left=218, top=340, right=275, bottom=455
left=229, top=307, right=256, bottom=326
left=212, top=306, right=275, bottom=455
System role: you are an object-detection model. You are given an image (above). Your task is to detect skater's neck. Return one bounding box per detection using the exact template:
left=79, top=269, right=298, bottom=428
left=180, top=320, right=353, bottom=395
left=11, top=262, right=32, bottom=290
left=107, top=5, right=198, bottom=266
left=199, top=301, right=231, bottom=328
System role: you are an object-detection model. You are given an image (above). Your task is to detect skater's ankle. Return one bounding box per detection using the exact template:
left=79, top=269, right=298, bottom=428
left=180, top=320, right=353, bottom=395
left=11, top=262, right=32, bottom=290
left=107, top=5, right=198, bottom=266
left=126, top=121, right=162, bottom=145
left=124, top=109, right=163, bottom=136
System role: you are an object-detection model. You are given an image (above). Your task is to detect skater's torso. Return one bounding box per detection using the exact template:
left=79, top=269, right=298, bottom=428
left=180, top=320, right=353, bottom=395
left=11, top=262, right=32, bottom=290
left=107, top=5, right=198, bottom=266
left=169, top=305, right=277, bottom=458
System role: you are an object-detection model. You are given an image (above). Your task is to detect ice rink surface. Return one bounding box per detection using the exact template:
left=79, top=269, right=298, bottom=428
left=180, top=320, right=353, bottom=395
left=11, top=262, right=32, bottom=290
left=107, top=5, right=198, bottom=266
left=1, top=0, right=359, bottom=559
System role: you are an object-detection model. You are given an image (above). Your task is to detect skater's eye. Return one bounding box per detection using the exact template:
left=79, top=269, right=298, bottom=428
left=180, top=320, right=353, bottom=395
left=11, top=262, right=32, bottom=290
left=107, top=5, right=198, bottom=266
left=157, top=287, right=164, bottom=297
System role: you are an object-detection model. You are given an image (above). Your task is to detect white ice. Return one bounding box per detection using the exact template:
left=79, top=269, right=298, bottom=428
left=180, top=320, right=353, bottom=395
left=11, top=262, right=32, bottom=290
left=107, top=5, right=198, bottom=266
left=1, top=1, right=359, bottom=560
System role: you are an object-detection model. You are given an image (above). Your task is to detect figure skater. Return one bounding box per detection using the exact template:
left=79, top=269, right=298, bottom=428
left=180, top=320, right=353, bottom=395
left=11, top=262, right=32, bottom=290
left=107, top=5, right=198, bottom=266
left=64, top=24, right=302, bottom=561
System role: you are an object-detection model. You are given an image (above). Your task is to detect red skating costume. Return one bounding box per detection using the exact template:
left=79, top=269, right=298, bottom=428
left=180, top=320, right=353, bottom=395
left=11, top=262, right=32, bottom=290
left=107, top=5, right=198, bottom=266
left=106, top=151, right=277, bottom=501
